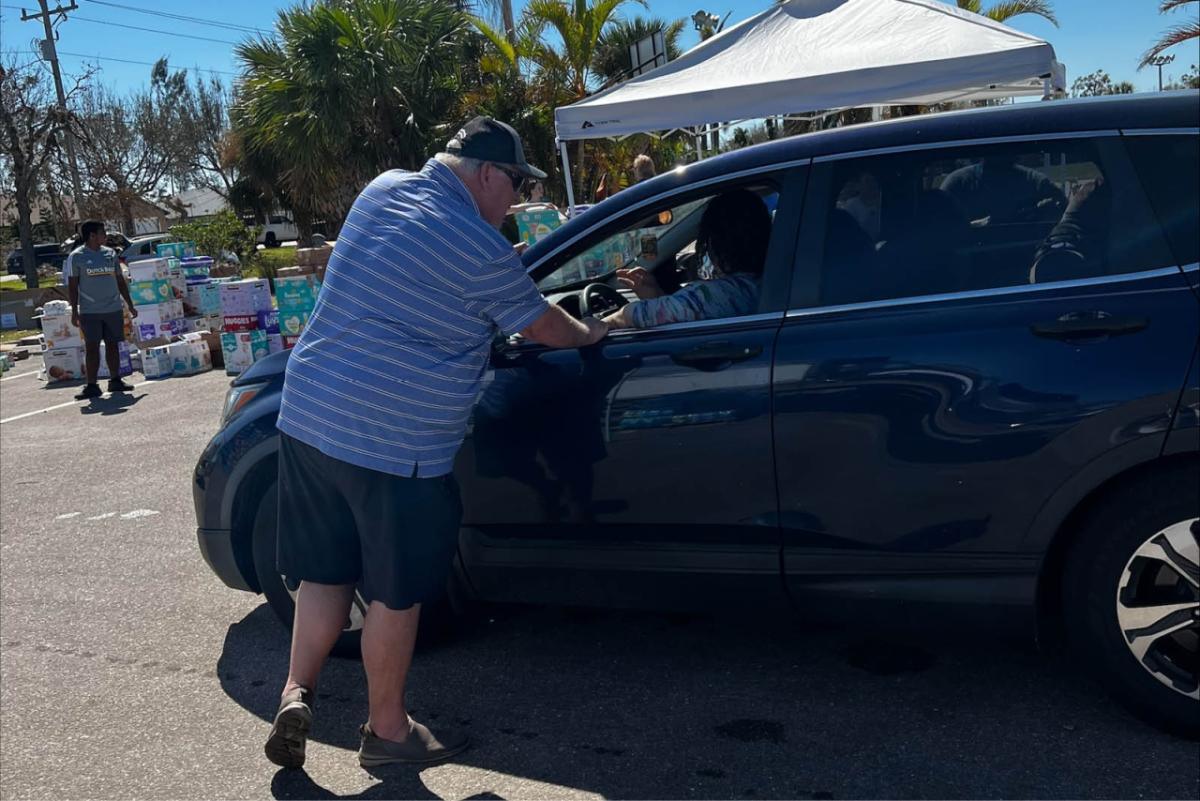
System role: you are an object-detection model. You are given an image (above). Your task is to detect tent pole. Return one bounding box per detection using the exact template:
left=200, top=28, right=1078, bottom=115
left=559, top=140, right=577, bottom=215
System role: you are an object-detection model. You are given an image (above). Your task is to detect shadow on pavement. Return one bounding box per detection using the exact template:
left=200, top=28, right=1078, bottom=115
left=215, top=597, right=1190, bottom=800
left=80, top=392, right=145, bottom=415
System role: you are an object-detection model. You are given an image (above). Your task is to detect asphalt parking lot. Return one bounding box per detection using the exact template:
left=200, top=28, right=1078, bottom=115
left=1, top=359, right=1197, bottom=800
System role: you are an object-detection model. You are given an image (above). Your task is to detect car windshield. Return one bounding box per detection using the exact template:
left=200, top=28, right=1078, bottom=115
left=536, top=198, right=707, bottom=292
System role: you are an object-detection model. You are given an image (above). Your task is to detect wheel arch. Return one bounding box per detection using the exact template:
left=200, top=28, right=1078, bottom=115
left=1033, top=450, right=1199, bottom=644
left=224, top=439, right=280, bottom=595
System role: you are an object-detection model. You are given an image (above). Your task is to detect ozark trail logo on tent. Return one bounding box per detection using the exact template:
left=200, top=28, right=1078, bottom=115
left=581, top=121, right=594, bottom=129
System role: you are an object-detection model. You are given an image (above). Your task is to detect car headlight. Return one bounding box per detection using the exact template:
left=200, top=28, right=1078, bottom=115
left=221, top=382, right=268, bottom=425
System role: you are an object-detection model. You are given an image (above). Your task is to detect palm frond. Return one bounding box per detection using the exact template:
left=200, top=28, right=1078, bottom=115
left=983, top=0, right=1059, bottom=27
left=1159, top=0, right=1196, bottom=13
left=469, top=15, right=518, bottom=66
left=1140, top=20, right=1200, bottom=67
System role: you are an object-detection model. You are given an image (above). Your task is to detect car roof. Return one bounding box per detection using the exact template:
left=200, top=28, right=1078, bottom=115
left=526, top=91, right=1199, bottom=263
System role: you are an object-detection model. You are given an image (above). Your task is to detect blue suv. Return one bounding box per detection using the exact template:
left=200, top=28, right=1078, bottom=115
left=195, top=92, right=1199, bottom=736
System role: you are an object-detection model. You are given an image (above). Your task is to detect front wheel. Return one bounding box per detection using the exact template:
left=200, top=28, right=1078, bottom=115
left=1062, top=464, right=1199, bottom=738
left=250, top=481, right=463, bottom=657
left=265, top=233, right=279, bottom=248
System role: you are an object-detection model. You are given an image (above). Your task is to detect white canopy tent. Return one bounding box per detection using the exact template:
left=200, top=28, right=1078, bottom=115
left=553, top=0, right=1066, bottom=208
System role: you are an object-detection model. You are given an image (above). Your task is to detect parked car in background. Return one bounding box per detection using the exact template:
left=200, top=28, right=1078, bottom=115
left=194, top=92, right=1199, bottom=737
left=5, top=242, right=66, bottom=275
left=257, top=214, right=298, bottom=248
left=122, top=233, right=171, bottom=261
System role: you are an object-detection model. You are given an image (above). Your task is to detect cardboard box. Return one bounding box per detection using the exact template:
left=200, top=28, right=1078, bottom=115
left=135, top=316, right=185, bottom=343
left=43, top=347, right=84, bottom=383
left=142, top=345, right=173, bottom=379
left=40, top=309, right=82, bottom=350
left=129, top=279, right=173, bottom=306
left=257, top=309, right=279, bottom=334
left=277, top=310, right=310, bottom=337
left=168, top=274, right=187, bottom=301
left=97, top=340, right=133, bottom=379
left=179, top=256, right=213, bottom=284
left=184, top=282, right=221, bottom=316
left=282, top=335, right=302, bottom=349
left=275, top=265, right=317, bottom=278
left=296, top=246, right=333, bottom=268
left=221, top=330, right=268, bottom=375
left=274, top=275, right=321, bottom=310
left=155, top=241, right=195, bottom=259
left=267, top=333, right=283, bottom=354
left=183, top=315, right=222, bottom=333
left=127, top=257, right=173, bottom=282
left=219, top=279, right=272, bottom=317
left=198, top=331, right=223, bottom=368
left=223, top=314, right=259, bottom=332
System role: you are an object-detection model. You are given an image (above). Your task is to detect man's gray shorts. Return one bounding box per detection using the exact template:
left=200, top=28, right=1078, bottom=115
left=276, top=433, right=463, bottom=610
left=78, top=311, right=124, bottom=344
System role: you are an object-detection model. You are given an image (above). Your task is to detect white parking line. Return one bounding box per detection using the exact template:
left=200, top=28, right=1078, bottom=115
left=0, top=381, right=149, bottom=425
left=0, top=370, right=39, bottom=383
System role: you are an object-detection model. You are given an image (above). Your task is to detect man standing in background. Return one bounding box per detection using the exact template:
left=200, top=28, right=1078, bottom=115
left=66, top=219, right=137, bottom=400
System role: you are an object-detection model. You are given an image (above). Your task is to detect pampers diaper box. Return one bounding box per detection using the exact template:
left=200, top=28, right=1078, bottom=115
left=142, top=344, right=174, bottom=379
left=96, top=340, right=133, bottom=379
left=39, top=300, right=82, bottom=349
left=221, top=330, right=269, bottom=375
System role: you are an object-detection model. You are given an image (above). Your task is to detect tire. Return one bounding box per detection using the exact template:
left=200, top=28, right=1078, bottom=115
left=249, top=481, right=463, bottom=658
left=265, top=233, right=279, bottom=248
left=1062, top=463, right=1200, bottom=738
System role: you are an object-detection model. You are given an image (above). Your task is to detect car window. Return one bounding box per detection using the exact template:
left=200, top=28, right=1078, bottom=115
left=812, top=137, right=1178, bottom=307
left=1123, top=134, right=1199, bottom=268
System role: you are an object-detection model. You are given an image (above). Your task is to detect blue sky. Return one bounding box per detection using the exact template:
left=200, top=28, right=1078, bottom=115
left=1, top=0, right=1196, bottom=94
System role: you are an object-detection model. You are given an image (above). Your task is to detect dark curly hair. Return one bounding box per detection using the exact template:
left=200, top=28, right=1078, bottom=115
left=697, top=189, right=771, bottom=277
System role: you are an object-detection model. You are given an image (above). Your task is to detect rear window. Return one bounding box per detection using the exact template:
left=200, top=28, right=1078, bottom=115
left=1124, top=134, right=1199, bottom=267
left=809, top=136, right=1177, bottom=306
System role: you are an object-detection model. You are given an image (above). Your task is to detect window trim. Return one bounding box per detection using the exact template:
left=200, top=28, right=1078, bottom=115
left=783, top=265, right=1189, bottom=320
left=810, top=130, right=1121, bottom=164
left=1121, top=127, right=1200, bottom=136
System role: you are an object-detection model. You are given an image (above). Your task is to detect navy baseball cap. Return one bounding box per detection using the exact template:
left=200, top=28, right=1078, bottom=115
left=445, top=117, right=548, bottom=179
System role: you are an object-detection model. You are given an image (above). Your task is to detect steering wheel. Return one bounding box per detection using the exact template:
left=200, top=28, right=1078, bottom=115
left=581, top=282, right=628, bottom=317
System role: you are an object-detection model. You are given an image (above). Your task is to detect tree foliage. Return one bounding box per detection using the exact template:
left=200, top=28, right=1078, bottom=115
left=1071, top=69, right=1136, bottom=97
left=233, top=0, right=468, bottom=235
left=72, top=59, right=191, bottom=234
left=1141, top=0, right=1199, bottom=69
left=956, top=0, right=1058, bottom=25
left=168, top=209, right=260, bottom=267
left=0, top=55, right=94, bottom=287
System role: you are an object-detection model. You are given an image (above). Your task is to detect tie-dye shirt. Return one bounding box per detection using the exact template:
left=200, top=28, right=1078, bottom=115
left=628, top=273, right=760, bottom=329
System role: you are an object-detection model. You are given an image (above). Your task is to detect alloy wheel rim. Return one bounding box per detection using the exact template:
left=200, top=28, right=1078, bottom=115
left=1115, top=518, right=1200, bottom=700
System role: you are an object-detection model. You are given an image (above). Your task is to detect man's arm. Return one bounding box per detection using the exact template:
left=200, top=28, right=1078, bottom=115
left=113, top=268, right=137, bottom=317
left=68, top=277, right=80, bottom=328
left=519, top=305, right=607, bottom=348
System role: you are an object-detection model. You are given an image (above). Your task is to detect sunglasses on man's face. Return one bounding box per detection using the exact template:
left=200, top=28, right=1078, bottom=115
left=493, top=164, right=526, bottom=193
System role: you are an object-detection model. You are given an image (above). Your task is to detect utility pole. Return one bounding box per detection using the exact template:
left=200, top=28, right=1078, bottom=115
left=22, top=0, right=85, bottom=222
left=1147, top=54, right=1175, bottom=91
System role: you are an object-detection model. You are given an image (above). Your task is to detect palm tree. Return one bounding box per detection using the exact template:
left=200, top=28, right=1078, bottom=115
left=1141, top=0, right=1199, bottom=68
left=591, top=16, right=686, bottom=88
left=956, top=0, right=1058, bottom=26
left=234, top=0, right=467, bottom=234
left=502, top=0, right=644, bottom=197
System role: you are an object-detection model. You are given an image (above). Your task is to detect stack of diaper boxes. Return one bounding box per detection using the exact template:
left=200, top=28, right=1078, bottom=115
left=128, top=256, right=185, bottom=344
left=273, top=274, right=321, bottom=349
left=219, top=278, right=273, bottom=375
left=41, top=299, right=133, bottom=383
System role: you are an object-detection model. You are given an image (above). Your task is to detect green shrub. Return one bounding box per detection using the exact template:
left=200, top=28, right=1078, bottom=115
left=168, top=210, right=261, bottom=265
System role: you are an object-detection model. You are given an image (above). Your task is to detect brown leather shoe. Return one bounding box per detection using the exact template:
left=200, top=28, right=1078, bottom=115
left=358, top=719, right=470, bottom=766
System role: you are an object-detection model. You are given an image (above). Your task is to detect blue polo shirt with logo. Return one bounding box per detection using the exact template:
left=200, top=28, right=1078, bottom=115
left=66, top=245, right=123, bottom=314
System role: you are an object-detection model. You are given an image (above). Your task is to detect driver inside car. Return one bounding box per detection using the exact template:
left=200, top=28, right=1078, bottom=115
left=601, top=189, right=771, bottom=330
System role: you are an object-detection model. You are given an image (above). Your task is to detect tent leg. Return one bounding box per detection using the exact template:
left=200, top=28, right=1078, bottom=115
left=559, top=140, right=576, bottom=216
left=871, top=106, right=882, bottom=122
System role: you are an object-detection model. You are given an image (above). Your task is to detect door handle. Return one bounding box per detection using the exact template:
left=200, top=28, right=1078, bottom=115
left=672, top=342, right=762, bottom=367
left=1030, top=311, right=1148, bottom=340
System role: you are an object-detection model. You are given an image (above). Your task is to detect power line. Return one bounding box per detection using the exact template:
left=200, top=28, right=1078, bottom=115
left=67, top=13, right=243, bottom=45
left=9, top=48, right=240, bottom=77
left=85, top=0, right=272, bottom=37
left=60, top=50, right=240, bottom=77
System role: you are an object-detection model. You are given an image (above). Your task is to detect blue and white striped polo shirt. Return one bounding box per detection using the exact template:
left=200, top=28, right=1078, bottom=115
left=277, top=159, right=549, bottom=477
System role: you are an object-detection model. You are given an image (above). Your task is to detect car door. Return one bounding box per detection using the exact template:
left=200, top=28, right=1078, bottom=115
left=770, top=134, right=1198, bottom=605
left=456, top=166, right=808, bottom=610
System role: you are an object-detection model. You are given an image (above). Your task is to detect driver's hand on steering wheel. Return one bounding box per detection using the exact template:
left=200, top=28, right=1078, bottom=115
left=616, top=267, right=664, bottom=300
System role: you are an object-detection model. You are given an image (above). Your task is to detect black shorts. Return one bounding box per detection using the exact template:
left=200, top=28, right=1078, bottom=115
left=78, top=311, right=124, bottom=345
left=275, top=433, right=463, bottom=610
